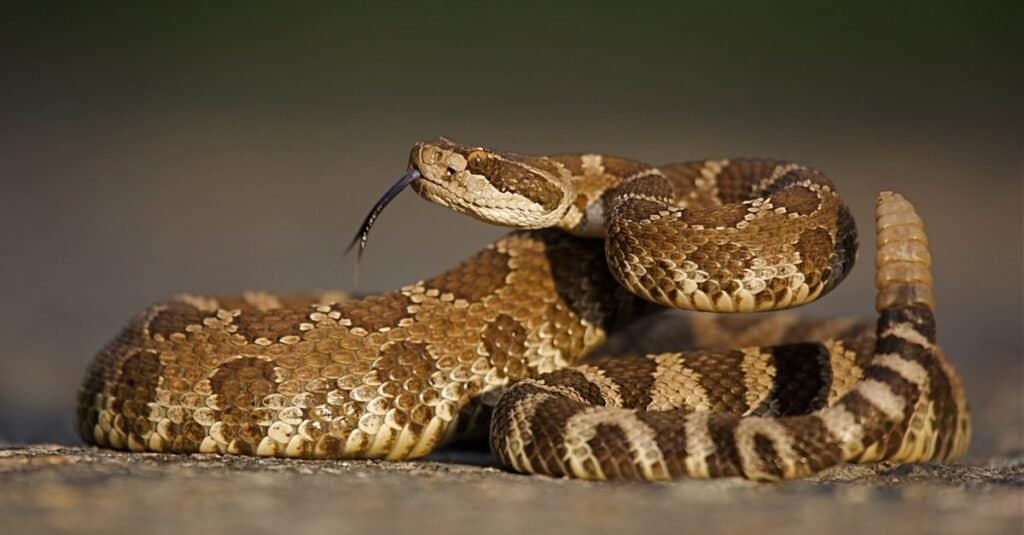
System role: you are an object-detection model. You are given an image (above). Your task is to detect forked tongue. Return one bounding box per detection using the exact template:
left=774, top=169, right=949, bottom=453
left=345, top=168, right=421, bottom=260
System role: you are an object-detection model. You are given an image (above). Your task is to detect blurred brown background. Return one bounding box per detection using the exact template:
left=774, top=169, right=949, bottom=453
left=1, top=4, right=1020, bottom=456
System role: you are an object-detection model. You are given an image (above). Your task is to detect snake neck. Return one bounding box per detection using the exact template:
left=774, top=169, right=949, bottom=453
left=550, top=154, right=655, bottom=238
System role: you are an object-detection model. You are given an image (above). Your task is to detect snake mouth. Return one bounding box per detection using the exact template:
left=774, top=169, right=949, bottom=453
left=346, top=168, right=422, bottom=258
left=409, top=171, right=461, bottom=208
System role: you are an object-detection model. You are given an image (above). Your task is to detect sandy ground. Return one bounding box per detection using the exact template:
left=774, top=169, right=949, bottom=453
left=1, top=445, right=1020, bottom=535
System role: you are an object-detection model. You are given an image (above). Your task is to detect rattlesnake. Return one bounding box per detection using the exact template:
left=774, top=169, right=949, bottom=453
left=76, top=139, right=970, bottom=480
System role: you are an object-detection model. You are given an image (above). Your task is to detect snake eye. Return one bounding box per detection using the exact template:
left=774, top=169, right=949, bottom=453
left=467, top=150, right=488, bottom=163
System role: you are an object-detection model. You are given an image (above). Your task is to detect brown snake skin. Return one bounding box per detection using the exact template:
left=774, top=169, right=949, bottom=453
left=77, top=140, right=970, bottom=480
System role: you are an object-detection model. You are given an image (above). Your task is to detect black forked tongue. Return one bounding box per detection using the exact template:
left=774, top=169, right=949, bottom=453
left=345, top=168, right=421, bottom=259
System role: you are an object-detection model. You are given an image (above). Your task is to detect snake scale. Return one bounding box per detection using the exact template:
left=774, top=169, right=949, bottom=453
left=77, top=139, right=970, bottom=481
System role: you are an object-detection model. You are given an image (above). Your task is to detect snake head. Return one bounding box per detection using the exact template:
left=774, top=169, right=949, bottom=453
left=408, top=138, right=574, bottom=228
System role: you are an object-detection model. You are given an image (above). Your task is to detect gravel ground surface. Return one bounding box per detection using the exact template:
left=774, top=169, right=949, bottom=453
left=2, top=444, right=1021, bottom=535
left=5, top=311, right=1019, bottom=535
left=3, top=5, right=1019, bottom=535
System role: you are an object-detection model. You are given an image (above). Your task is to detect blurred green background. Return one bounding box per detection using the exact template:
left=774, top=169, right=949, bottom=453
left=1, top=3, right=1020, bottom=456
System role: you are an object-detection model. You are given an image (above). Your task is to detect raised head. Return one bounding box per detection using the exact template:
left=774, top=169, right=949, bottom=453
left=348, top=138, right=575, bottom=256
left=408, top=138, right=574, bottom=228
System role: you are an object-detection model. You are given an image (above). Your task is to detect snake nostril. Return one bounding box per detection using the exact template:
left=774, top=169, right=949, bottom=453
left=420, top=148, right=440, bottom=165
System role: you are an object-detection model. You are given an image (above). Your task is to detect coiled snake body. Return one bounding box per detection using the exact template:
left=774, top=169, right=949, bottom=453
left=77, top=139, right=970, bottom=480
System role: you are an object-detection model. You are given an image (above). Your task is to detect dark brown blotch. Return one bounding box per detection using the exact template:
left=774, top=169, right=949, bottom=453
left=704, top=413, right=743, bottom=477
left=654, top=161, right=704, bottom=200
left=786, top=417, right=842, bottom=472
left=111, top=350, right=162, bottom=431
left=482, top=314, right=528, bottom=367
left=147, top=302, right=205, bottom=340
left=587, top=423, right=642, bottom=479
left=210, top=356, right=277, bottom=417
left=715, top=159, right=785, bottom=203
left=232, top=308, right=308, bottom=342
left=376, top=340, right=435, bottom=384
left=750, top=433, right=785, bottom=479
left=98, top=349, right=162, bottom=447
left=769, top=185, right=821, bottom=216
left=679, top=203, right=749, bottom=228
left=78, top=324, right=149, bottom=441
left=795, top=227, right=835, bottom=277
left=535, top=369, right=608, bottom=406
left=635, top=409, right=687, bottom=477
left=336, top=292, right=413, bottom=332
left=585, top=355, right=658, bottom=409
left=427, top=247, right=511, bottom=302
left=683, top=350, right=749, bottom=413
left=610, top=197, right=663, bottom=224
left=204, top=357, right=278, bottom=453
left=616, top=173, right=674, bottom=201
left=523, top=395, right=580, bottom=477
left=541, top=231, right=625, bottom=324
left=466, top=152, right=564, bottom=211
left=600, top=156, right=654, bottom=179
